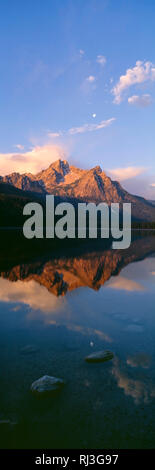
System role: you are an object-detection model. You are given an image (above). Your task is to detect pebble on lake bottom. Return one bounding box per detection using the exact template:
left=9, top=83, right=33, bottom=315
left=30, top=375, right=65, bottom=394
left=85, top=350, right=114, bottom=363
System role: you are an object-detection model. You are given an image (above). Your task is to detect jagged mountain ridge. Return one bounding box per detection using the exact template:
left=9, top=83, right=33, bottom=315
left=0, top=159, right=155, bottom=221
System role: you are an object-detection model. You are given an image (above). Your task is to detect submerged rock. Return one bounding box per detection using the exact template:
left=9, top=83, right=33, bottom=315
left=30, top=375, right=64, bottom=394
left=85, top=350, right=114, bottom=363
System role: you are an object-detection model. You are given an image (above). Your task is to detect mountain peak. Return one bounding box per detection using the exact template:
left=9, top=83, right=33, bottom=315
left=49, top=158, right=69, bottom=169
left=1, top=160, right=155, bottom=222
left=91, top=165, right=102, bottom=174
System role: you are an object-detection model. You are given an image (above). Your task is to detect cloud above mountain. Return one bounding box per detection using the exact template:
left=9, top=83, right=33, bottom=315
left=0, top=116, right=116, bottom=175
left=96, top=55, right=106, bottom=67
left=86, top=75, right=96, bottom=82
left=0, top=144, right=66, bottom=175
left=107, top=166, right=147, bottom=181
left=112, top=60, right=155, bottom=104
left=107, top=166, right=155, bottom=198
left=68, top=118, right=115, bottom=135
left=48, top=117, right=115, bottom=138
left=128, top=94, right=152, bottom=107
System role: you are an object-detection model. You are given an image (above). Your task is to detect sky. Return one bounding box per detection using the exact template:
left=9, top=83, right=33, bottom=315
left=0, top=0, right=155, bottom=198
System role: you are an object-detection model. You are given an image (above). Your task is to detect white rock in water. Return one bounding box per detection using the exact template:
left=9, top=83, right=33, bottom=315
left=85, top=350, right=114, bottom=363
left=30, top=375, right=64, bottom=393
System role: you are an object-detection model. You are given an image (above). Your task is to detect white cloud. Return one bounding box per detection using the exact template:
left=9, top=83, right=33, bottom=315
left=47, top=117, right=115, bottom=138
left=107, top=166, right=147, bottom=181
left=47, top=132, right=61, bottom=138
left=79, top=49, right=85, bottom=56
left=86, top=75, right=96, bottom=82
left=68, top=117, right=115, bottom=135
left=81, top=75, right=96, bottom=93
left=112, top=60, right=155, bottom=104
left=14, top=144, right=25, bottom=150
left=96, top=55, right=106, bottom=67
left=0, top=144, right=66, bottom=175
left=128, top=94, right=152, bottom=107
left=0, top=117, right=115, bottom=175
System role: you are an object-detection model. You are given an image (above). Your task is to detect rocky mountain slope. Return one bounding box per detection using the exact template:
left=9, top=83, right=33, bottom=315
left=0, top=159, right=155, bottom=221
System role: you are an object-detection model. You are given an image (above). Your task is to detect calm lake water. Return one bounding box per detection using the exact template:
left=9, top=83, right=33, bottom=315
left=0, top=233, right=155, bottom=449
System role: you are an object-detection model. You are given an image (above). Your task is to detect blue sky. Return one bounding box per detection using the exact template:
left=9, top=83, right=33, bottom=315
left=0, top=0, right=155, bottom=198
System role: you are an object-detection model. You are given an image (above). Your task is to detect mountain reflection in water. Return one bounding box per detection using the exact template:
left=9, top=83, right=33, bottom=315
left=0, top=235, right=155, bottom=297
left=0, top=232, right=155, bottom=449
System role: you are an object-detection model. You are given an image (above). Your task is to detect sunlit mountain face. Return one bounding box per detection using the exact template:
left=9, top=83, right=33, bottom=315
left=1, top=159, right=155, bottom=222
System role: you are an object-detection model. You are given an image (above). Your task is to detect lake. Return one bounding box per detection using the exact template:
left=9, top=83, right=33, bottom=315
left=0, top=232, right=155, bottom=448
